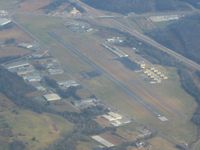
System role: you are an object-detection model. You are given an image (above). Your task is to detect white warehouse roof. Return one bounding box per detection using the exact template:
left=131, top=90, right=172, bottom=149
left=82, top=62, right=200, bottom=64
left=0, top=18, right=11, bottom=26
left=91, top=135, right=115, bottom=148
left=43, top=93, right=61, bottom=101
left=108, top=112, right=122, bottom=120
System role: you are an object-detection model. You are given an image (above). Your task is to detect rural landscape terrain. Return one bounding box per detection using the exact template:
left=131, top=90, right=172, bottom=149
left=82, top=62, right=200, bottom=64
left=0, top=0, right=200, bottom=150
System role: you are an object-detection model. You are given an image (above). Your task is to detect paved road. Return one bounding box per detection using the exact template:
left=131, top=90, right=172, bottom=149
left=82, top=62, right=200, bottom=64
left=13, top=2, right=200, bottom=72
left=75, top=0, right=200, bottom=71
left=110, top=19, right=200, bottom=71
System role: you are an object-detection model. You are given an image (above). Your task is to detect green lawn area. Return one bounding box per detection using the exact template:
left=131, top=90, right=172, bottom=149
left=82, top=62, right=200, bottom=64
left=3, top=109, right=73, bottom=150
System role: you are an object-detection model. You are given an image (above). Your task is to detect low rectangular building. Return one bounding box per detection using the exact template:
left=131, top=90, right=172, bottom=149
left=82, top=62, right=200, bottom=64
left=43, top=93, right=61, bottom=101
left=5, top=61, right=30, bottom=70
left=58, top=80, right=80, bottom=89
left=91, top=135, right=115, bottom=148
left=18, top=43, right=33, bottom=49
left=24, top=75, right=42, bottom=82
left=158, top=116, right=168, bottom=122
left=48, top=68, right=64, bottom=75
left=0, top=18, right=11, bottom=26
left=108, top=112, right=122, bottom=120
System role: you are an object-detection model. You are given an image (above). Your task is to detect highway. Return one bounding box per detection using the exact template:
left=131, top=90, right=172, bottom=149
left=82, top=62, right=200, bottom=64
left=109, top=18, right=200, bottom=71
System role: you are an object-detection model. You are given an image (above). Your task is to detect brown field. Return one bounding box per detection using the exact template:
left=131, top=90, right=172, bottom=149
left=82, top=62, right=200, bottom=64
left=0, top=26, right=32, bottom=42
left=0, top=46, right=30, bottom=57
left=100, top=132, right=124, bottom=146
left=127, top=146, right=146, bottom=150
left=19, top=0, right=51, bottom=12
left=149, top=137, right=178, bottom=150
left=116, top=128, right=140, bottom=142
left=76, top=141, right=96, bottom=150
left=95, top=116, right=111, bottom=128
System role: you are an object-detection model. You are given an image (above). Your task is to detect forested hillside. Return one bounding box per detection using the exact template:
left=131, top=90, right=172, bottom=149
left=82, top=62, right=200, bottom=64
left=81, top=0, right=191, bottom=14
left=147, top=14, right=200, bottom=64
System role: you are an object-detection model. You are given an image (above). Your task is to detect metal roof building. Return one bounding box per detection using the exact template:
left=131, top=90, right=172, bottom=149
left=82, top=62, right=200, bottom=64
left=0, top=18, right=11, bottom=26
left=43, top=93, right=61, bottom=101
left=91, top=135, right=115, bottom=148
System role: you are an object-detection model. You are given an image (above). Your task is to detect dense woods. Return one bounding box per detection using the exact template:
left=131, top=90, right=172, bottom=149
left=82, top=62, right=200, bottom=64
left=43, top=0, right=85, bottom=13
left=147, top=14, right=200, bottom=64
left=178, top=69, right=200, bottom=127
left=81, top=0, right=191, bottom=14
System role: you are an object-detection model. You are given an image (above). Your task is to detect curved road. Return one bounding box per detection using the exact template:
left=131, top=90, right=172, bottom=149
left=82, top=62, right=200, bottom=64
left=76, top=0, right=200, bottom=71
left=110, top=19, right=200, bottom=71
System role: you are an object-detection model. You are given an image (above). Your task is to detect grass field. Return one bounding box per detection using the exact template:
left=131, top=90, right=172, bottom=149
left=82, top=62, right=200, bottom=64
left=0, top=94, right=73, bottom=150
left=76, top=141, right=96, bottom=150
left=194, top=142, right=200, bottom=150
left=0, top=0, right=18, bottom=9
left=0, top=46, right=30, bottom=57
left=5, top=111, right=73, bottom=150
left=0, top=26, right=32, bottom=42
left=149, top=137, right=177, bottom=150
left=14, top=13, right=198, bottom=147
left=19, top=0, right=51, bottom=12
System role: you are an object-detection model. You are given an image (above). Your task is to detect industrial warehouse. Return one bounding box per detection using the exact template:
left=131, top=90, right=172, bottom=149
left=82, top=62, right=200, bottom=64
left=0, top=17, right=11, bottom=27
